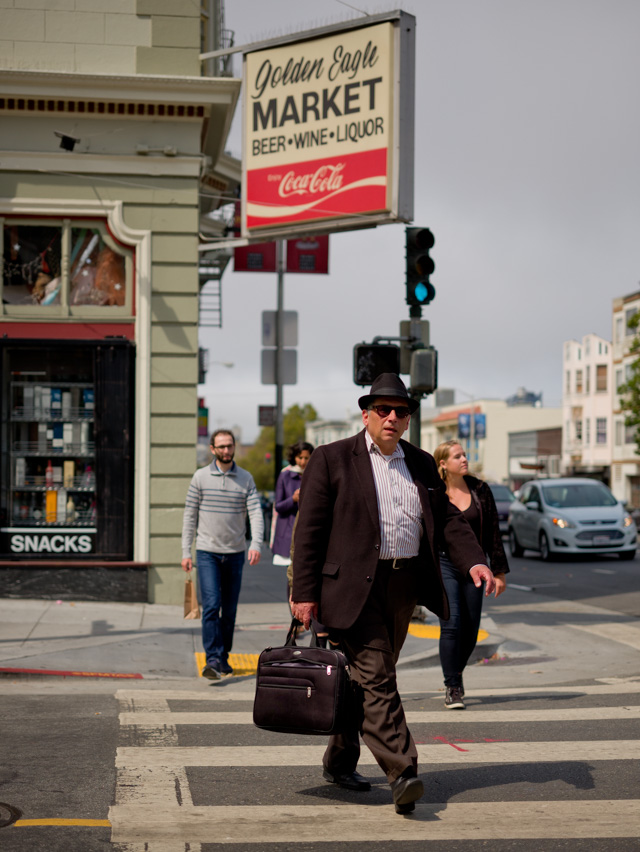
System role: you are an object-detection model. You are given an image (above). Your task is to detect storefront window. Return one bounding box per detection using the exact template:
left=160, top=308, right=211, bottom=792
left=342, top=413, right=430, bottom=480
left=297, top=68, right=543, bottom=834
left=1, top=341, right=134, bottom=559
left=1, top=218, right=131, bottom=316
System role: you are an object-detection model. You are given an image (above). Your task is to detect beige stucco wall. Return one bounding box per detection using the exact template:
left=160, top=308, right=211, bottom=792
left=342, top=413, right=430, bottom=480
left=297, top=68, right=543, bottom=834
left=0, top=0, right=200, bottom=76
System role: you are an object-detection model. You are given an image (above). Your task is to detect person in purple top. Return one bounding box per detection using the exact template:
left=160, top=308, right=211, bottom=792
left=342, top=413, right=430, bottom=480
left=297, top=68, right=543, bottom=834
left=271, top=440, right=314, bottom=598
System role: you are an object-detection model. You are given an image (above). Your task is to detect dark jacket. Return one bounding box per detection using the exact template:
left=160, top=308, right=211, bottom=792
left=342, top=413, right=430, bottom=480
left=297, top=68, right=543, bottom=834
left=464, top=474, right=510, bottom=575
left=271, top=467, right=301, bottom=559
left=291, top=429, right=487, bottom=631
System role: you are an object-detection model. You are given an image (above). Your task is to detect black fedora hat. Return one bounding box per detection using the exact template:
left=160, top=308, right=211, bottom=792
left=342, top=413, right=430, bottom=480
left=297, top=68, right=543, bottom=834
left=358, top=373, right=419, bottom=414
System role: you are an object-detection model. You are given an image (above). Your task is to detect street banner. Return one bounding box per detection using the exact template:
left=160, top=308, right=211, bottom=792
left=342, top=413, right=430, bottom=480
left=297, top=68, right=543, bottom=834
left=474, top=413, right=487, bottom=439
left=458, top=413, right=471, bottom=439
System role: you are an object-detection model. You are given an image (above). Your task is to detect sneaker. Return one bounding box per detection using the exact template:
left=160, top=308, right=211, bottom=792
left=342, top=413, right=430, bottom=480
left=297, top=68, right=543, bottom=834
left=202, top=665, right=221, bottom=680
left=444, top=686, right=465, bottom=710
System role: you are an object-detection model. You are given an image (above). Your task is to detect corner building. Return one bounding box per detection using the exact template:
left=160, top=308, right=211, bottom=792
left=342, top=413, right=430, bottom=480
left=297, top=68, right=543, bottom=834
left=0, top=0, right=240, bottom=603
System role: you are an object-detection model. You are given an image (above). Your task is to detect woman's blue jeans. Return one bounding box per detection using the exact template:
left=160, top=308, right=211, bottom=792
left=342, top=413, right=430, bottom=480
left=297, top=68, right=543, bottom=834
left=438, top=555, right=484, bottom=688
left=196, top=549, right=245, bottom=671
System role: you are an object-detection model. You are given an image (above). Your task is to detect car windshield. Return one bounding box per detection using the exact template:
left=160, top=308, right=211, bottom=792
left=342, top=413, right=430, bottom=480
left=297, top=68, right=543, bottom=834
left=490, top=485, right=515, bottom=502
left=542, top=483, right=617, bottom=508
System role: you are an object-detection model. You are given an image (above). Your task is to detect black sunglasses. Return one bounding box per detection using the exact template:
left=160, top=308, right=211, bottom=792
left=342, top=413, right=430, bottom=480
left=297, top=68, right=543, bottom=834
left=369, top=405, right=411, bottom=419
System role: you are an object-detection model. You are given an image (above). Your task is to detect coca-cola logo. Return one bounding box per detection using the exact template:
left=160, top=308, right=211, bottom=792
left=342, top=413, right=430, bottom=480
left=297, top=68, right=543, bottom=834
left=279, top=164, right=345, bottom=198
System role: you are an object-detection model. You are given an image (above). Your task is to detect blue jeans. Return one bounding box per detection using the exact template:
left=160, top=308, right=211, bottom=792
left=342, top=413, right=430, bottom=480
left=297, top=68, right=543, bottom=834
left=196, top=550, right=245, bottom=671
left=438, top=555, right=484, bottom=688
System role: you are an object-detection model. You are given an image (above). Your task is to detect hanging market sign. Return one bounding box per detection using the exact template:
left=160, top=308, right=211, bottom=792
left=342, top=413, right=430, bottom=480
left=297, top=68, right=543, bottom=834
left=242, top=12, right=415, bottom=239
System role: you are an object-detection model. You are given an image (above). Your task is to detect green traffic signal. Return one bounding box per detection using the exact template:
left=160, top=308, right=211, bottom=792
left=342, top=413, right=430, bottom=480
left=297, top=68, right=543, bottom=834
left=406, top=227, right=436, bottom=306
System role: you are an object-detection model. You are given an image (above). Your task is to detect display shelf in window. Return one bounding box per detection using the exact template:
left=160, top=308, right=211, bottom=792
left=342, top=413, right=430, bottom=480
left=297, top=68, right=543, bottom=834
left=7, top=378, right=97, bottom=534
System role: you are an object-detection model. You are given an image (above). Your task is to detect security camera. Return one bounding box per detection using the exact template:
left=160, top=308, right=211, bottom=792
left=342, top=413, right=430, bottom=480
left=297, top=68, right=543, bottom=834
left=54, top=131, right=81, bottom=152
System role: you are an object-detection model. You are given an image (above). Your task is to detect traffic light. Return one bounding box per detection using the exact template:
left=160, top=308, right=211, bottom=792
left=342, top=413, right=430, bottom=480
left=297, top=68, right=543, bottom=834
left=410, top=347, right=438, bottom=395
left=353, top=343, right=400, bottom=386
left=405, top=227, right=435, bottom=306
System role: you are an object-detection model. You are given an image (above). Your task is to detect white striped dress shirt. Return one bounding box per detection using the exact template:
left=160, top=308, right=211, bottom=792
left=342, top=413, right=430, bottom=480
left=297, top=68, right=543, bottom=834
left=365, top=430, right=423, bottom=559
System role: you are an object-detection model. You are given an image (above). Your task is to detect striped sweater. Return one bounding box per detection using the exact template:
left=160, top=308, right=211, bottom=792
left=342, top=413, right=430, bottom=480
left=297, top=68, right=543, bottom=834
left=181, top=461, right=264, bottom=558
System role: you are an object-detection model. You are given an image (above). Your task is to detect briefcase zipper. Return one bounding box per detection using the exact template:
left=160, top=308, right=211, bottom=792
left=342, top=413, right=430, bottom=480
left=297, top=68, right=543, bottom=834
left=259, top=682, right=314, bottom=694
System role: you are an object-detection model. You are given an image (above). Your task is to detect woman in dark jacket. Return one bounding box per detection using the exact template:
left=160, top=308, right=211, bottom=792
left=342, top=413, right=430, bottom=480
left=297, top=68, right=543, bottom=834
left=433, top=440, right=509, bottom=710
left=271, top=441, right=313, bottom=597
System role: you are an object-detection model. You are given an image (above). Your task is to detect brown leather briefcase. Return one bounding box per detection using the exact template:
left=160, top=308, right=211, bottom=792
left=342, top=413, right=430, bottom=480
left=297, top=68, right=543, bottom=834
left=253, top=619, right=355, bottom=736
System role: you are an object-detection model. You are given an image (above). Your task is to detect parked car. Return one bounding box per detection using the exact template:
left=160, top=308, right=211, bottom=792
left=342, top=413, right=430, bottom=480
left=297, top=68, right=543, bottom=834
left=488, top=483, right=517, bottom=536
left=508, top=477, right=637, bottom=561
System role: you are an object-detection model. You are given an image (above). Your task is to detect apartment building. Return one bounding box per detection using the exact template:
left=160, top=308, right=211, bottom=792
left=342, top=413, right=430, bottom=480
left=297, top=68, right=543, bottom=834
left=611, top=290, right=640, bottom=505
left=561, top=334, right=612, bottom=483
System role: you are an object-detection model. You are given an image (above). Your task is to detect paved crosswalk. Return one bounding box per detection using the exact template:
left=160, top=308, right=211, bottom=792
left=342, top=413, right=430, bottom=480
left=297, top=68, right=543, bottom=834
left=110, top=678, right=640, bottom=850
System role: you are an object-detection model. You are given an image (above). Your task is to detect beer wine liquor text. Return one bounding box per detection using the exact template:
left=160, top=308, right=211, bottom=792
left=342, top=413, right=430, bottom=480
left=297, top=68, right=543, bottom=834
left=244, top=22, right=395, bottom=230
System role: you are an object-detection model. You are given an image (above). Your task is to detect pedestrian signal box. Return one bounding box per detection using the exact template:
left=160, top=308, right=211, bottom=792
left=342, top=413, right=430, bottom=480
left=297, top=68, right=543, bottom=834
left=353, top=343, right=400, bottom=386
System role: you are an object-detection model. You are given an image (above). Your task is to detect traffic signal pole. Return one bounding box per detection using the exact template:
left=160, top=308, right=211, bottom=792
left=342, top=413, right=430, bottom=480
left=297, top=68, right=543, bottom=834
left=408, top=306, right=423, bottom=447
left=274, top=239, right=285, bottom=486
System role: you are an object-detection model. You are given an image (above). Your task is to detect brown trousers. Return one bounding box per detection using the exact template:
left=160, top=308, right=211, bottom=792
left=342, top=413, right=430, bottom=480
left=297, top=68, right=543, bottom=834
left=323, top=559, right=419, bottom=783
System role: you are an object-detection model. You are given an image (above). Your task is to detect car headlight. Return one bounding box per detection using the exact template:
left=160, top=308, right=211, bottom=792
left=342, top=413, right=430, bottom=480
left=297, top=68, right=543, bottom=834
left=552, top=517, right=574, bottom=529
left=624, top=515, right=635, bottom=528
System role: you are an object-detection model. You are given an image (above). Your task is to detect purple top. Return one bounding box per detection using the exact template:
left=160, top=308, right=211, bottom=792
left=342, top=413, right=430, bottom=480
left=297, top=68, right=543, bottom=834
left=271, top=467, right=302, bottom=559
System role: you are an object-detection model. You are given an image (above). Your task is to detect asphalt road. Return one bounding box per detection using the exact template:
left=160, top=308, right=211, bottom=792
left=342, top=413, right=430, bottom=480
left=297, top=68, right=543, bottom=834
left=1, top=548, right=638, bottom=851
left=503, top=546, right=640, bottom=618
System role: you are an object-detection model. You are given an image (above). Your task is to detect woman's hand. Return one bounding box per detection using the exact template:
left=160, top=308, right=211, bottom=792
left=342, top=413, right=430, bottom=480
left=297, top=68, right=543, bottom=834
left=493, top=573, right=507, bottom=597
left=292, top=488, right=301, bottom=502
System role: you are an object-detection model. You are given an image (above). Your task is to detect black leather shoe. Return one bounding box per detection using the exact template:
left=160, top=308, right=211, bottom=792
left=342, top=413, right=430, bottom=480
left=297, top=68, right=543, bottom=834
left=391, top=774, right=423, bottom=813
left=322, top=768, right=371, bottom=791
left=395, top=801, right=415, bottom=815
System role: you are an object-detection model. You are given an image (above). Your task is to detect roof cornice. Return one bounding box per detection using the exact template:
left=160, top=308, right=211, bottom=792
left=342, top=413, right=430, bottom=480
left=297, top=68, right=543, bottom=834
left=0, top=69, right=240, bottom=105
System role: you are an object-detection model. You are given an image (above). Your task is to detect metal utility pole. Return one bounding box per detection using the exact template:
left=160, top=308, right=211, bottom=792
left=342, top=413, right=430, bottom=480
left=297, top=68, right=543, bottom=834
left=408, top=307, right=423, bottom=447
left=274, top=240, right=285, bottom=485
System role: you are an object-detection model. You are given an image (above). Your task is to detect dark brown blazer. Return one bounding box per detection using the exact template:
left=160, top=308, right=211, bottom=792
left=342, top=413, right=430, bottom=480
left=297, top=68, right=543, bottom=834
left=291, top=429, right=487, bottom=631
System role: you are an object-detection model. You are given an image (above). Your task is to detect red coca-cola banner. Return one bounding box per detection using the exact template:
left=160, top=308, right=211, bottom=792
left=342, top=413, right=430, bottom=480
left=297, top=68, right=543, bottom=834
left=245, top=149, right=387, bottom=230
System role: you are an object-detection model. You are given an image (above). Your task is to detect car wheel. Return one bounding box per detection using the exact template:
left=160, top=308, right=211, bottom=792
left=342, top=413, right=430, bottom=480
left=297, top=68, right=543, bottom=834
left=509, top=527, right=524, bottom=558
left=618, top=550, right=636, bottom=561
left=539, top=531, right=552, bottom=561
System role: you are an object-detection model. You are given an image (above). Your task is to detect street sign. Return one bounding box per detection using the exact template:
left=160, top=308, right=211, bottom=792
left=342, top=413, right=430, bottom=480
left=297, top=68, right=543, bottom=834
left=262, top=311, right=298, bottom=347
left=261, top=349, right=297, bottom=385
left=258, top=405, right=276, bottom=427
left=234, top=242, right=277, bottom=272
left=286, top=236, right=329, bottom=274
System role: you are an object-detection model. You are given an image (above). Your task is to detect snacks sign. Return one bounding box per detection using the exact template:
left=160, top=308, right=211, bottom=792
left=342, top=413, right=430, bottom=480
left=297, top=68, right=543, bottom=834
left=242, top=13, right=415, bottom=237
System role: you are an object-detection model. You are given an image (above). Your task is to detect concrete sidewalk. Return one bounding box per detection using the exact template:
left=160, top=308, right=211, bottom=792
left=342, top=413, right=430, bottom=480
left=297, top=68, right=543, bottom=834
left=0, top=596, right=502, bottom=682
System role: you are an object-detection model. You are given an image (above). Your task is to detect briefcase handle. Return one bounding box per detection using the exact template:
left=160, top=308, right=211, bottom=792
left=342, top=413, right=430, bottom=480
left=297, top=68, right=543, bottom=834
left=285, top=617, right=328, bottom=649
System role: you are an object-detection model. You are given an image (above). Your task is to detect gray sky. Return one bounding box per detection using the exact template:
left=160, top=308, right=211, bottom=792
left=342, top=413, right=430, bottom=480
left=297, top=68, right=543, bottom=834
left=200, top=0, right=640, bottom=443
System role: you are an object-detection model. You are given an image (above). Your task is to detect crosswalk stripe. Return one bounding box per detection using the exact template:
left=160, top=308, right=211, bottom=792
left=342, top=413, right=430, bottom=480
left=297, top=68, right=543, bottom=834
left=109, top=800, right=640, bottom=843
left=115, top=680, right=640, bottom=704
left=118, top=705, right=640, bottom=727
left=569, top=622, right=640, bottom=651
left=116, top=740, right=640, bottom=769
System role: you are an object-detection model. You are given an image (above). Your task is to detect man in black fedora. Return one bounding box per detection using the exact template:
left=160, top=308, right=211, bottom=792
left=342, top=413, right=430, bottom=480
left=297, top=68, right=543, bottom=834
left=292, top=373, right=494, bottom=814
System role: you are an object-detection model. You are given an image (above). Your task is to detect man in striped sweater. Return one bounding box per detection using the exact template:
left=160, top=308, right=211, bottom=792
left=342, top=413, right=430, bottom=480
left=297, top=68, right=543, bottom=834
left=182, top=429, right=263, bottom=680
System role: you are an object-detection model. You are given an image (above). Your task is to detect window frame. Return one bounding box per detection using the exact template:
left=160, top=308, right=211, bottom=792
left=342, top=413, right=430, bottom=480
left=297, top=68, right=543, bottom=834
left=595, top=364, right=607, bottom=393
